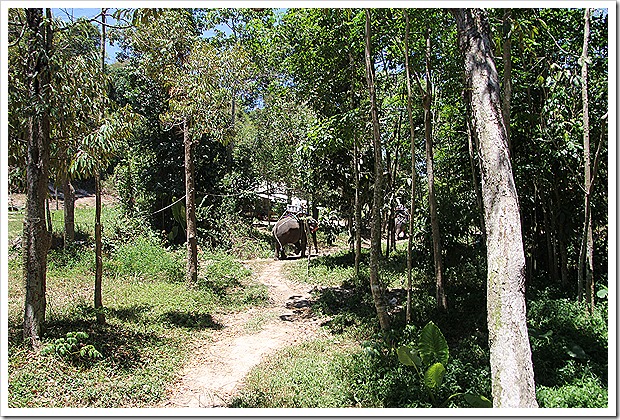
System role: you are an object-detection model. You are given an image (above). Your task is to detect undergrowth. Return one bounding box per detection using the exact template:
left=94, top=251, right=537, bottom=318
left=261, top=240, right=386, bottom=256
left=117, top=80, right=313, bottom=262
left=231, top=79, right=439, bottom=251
left=7, top=207, right=269, bottom=408
left=235, top=238, right=607, bottom=409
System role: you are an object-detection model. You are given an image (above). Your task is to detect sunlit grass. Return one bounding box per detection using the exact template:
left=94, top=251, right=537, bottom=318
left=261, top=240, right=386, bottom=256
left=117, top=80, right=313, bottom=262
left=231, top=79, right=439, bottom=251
left=8, top=207, right=269, bottom=408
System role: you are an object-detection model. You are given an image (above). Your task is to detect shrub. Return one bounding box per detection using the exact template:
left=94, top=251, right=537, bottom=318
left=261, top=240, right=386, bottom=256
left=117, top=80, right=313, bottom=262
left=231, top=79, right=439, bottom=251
left=537, top=375, right=608, bottom=408
left=111, top=236, right=184, bottom=282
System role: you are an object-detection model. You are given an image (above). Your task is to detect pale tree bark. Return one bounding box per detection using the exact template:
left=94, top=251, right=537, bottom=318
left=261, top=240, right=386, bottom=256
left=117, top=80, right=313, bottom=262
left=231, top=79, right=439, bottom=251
left=348, top=51, right=362, bottom=278
left=454, top=8, right=538, bottom=408
left=94, top=8, right=107, bottom=324
left=466, top=110, right=486, bottom=245
left=184, top=119, right=198, bottom=286
left=364, top=9, right=390, bottom=333
left=577, top=8, right=594, bottom=313
left=403, top=10, right=417, bottom=324
left=23, top=7, right=53, bottom=346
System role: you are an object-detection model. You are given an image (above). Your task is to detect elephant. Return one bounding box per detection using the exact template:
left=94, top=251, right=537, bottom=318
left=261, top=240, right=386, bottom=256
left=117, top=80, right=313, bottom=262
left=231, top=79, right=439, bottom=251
left=273, top=215, right=318, bottom=260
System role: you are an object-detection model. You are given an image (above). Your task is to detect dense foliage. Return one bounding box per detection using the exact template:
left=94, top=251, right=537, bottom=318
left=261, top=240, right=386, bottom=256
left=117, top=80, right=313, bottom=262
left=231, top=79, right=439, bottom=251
left=7, top=6, right=609, bottom=410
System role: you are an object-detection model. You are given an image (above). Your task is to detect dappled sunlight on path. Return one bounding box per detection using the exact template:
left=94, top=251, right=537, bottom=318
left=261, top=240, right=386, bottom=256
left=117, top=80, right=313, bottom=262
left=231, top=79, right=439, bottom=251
left=158, top=259, right=327, bottom=408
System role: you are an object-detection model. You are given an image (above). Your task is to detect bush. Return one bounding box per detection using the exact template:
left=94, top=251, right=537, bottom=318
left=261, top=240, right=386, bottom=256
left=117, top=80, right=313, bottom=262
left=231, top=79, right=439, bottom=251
left=110, top=236, right=184, bottom=282
left=528, top=294, right=608, bottom=408
left=537, top=376, right=608, bottom=408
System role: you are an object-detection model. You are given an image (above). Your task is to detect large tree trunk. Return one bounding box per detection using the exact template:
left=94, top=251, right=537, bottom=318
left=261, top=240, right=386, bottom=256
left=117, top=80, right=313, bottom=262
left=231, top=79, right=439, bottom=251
left=403, top=10, right=417, bottom=324
left=422, top=27, right=446, bottom=311
left=577, top=8, right=594, bottom=313
left=63, top=176, right=75, bottom=246
left=364, top=9, right=390, bottom=333
left=184, top=120, right=198, bottom=286
left=466, top=109, right=486, bottom=245
left=23, top=8, right=52, bottom=346
left=454, top=8, right=538, bottom=408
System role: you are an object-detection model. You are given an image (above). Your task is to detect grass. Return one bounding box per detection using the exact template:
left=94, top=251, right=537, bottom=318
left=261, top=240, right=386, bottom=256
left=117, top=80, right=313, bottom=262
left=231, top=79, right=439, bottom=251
left=8, top=216, right=609, bottom=409
left=230, top=338, right=359, bottom=408
left=7, top=206, right=269, bottom=408
left=233, top=234, right=608, bottom=409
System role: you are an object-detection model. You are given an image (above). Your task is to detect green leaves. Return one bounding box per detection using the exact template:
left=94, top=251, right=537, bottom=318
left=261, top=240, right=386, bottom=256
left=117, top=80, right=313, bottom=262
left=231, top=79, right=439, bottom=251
left=397, top=345, right=421, bottom=367
left=463, top=393, right=493, bottom=408
left=418, top=321, right=449, bottom=366
left=424, top=362, right=446, bottom=390
left=397, top=321, right=491, bottom=408
left=41, top=331, right=103, bottom=361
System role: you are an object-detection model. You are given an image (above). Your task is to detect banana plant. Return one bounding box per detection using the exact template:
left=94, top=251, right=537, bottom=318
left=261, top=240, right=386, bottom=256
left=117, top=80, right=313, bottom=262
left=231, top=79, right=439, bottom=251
left=397, top=321, right=492, bottom=408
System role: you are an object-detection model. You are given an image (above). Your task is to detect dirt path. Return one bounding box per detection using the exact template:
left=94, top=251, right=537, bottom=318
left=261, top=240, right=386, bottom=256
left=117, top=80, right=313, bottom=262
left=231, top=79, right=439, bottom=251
left=159, top=258, right=325, bottom=408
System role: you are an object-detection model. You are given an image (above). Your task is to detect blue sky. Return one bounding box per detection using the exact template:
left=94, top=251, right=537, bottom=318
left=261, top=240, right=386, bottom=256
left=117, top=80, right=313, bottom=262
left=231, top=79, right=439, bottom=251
left=52, top=8, right=236, bottom=64
left=52, top=8, right=122, bottom=63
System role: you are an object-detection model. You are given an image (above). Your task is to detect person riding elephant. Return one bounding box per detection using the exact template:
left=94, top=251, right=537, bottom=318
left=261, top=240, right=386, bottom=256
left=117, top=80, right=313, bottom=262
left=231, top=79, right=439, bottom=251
left=273, top=213, right=318, bottom=260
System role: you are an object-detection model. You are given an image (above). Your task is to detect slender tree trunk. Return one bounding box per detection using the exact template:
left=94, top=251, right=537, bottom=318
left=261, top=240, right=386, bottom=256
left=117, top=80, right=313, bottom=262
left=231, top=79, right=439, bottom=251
left=94, top=172, right=104, bottom=323
left=353, top=142, right=362, bottom=278
left=94, top=8, right=107, bottom=324
left=385, top=149, right=392, bottom=260
left=454, top=8, right=537, bottom=408
left=542, top=204, right=556, bottom=282
left=184, top=120, right=198, bottom=286
left=577, top=8, right=594, bottom=313
left=553, top=184, right=569, bottom=287
left=422, top=27, right=446, bottom=311
left=403, top=10, right=417, bottom=324
left=63, top=176, right=75, bottom=247
left=23, top=7, right=52, bottom=345
left=364, top=9, right=390, bottom=333
left=502, top=8, right=512, bottom=156
left=348, top=39, right=362, bottom=279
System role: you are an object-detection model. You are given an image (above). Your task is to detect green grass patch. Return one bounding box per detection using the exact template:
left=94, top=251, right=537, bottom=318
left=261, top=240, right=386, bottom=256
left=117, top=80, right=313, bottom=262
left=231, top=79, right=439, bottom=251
left=108, top=236, right=184, bottom=283
left=228, top=226, right=274, bottom=260
left=230, top=338, right=358, bottom=408
left=286, top=249, right=356, bottom=287
left=8, top=207, right=270, bottom=408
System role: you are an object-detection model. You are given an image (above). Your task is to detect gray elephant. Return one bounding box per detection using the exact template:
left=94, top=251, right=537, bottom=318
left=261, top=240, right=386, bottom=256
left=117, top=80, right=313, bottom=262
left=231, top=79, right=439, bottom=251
left=273, top=215, right=318, bottom=260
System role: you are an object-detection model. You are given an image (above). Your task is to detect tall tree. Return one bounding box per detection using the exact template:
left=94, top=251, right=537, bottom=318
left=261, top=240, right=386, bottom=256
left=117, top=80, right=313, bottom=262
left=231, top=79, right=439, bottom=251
left=21, top=7, right=53, bottom=346
left=129, top=9, right=248, bottom=284
left=421, top=26, right=447, bottom=311
left=94, top=7, right=107, bottom=324
left=453, top=8, right=538, bottom=408
left=403, top=10, right=417, bottom=323
left=577, top=7, right=594, bottom=313
left=364, top=9, right=390, bottom=333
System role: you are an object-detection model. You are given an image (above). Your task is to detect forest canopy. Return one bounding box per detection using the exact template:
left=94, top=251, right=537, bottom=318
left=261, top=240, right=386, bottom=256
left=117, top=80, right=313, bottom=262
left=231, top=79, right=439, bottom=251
left=5, top=5, right=611, bottom=411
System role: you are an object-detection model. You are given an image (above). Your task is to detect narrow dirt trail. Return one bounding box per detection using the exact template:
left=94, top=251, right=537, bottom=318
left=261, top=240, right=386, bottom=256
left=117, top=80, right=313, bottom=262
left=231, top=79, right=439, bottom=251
left=159, top=258, right=325, bottom=408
